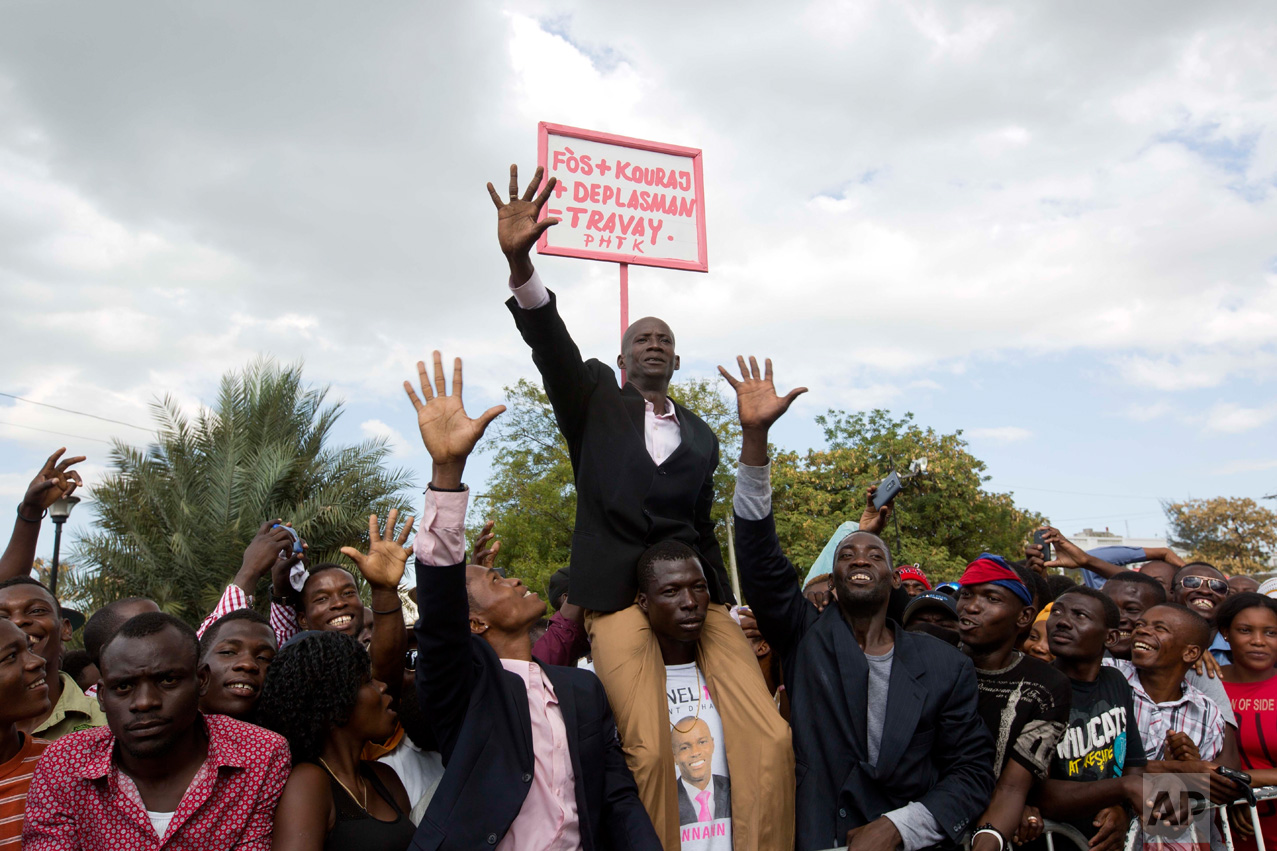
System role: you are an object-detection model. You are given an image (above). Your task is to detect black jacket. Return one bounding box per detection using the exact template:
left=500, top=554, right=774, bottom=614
left=507, top=291, right=730, bottom=612
left=735, top=510, right=995, bottom=851
left=412, top=557, right=661, bottom=851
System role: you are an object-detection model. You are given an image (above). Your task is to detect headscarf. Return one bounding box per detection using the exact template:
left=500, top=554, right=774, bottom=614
left=803, top=521, right=860, bottom=587
left=958, top=553, right=1032, bottom=606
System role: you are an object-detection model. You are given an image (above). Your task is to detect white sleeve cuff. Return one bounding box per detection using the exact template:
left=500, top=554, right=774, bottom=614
left=883, top=802, right=947, bottom=851
left=733, top=460, right=772, bottom=521
left=509, top=270, right=550, bottom=310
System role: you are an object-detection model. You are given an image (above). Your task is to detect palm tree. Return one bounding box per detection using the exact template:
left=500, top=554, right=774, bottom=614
left=72, top=358, right=415, bottom=625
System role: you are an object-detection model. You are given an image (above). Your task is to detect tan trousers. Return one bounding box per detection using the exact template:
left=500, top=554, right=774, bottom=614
left=587, top=604, right=795, bottom=851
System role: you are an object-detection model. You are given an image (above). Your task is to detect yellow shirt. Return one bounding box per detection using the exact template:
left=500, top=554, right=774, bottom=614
left=33, top=671, right=106, bottom=741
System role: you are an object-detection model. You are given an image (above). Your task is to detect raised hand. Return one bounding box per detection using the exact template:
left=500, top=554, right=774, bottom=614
left=487, top=164, right=559, bottom=262
left=470, top=519, right=500, bottom=568
left=20, top=448, right=85, bottom=518
left=404, top=352, right=505, bottom=487
left=718, top=356, right=807, bottom=432
left=233, top=519, right=304, bottom=595
left=1041, top=526, right=1088, bottom=570
left=859, top=485, right=893, bottom=535
left=341, top=510, right=415, bottom=591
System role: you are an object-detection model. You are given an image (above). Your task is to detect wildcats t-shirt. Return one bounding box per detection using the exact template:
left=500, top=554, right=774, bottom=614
left=1050, top=667, right=1148, bottom=838
left=666, top=662, right=731, bottom=850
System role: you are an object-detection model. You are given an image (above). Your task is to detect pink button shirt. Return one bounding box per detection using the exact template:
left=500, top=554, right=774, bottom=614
left=497, top=660, right=581, bottom=851
left=414, top=487, right=584, bottom=851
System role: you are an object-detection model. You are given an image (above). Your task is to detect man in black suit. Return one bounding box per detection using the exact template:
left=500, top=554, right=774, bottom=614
left=405, top=352, right=660, bottom=851
left=487, top=165, right=791, bottom=849
left=720, top=355, right=996, bottom=851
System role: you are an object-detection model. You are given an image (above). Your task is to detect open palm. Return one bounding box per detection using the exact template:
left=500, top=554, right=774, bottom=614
left=341, top=509, right=414, bottom=590
left=717, top=356, right=807, bottom=431
left=487, top=164, right=559, bottom=257
left=404, top=352, right=505, bottom=467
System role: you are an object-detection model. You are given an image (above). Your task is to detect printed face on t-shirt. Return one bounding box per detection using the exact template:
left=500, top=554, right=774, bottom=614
left=672, top=718, right=715, bottom=789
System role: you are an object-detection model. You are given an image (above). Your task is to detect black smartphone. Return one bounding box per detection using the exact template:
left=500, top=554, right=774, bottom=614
left=1032, top=528, right=1051, bottom=562
left=872, top=471, right=903, bottom=510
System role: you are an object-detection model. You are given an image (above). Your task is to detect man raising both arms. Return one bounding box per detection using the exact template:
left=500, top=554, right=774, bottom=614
left=723, top=356, right=994, bottom=851
left=489, top=165, right=792, bottom=849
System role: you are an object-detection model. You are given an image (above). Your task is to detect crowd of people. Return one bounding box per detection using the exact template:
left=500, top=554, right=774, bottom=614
left=0, top=162, right=1274, bottom=851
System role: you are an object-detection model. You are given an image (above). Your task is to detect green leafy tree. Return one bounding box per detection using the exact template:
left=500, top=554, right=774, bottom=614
left=472, top=378, right=739, bottom=600
left=72, top=359, right=414, bottom=624
left=770, top=410, right=1044, bottom=583
left=1163, top=497, right=1277, bottom=573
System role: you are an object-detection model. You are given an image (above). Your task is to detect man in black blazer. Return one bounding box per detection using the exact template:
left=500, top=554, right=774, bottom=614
left=720, top=355, right=996, bottom=851
left=404, top=352, right=660, bottom=851
left=487, top=165, right=791, bottom=849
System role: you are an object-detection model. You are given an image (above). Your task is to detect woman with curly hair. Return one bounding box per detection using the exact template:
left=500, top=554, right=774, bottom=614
left=257, top=630, right=415, bottom=851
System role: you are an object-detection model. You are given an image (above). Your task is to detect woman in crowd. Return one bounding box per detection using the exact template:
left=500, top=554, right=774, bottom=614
left=257, top=630, right=415, bottom=851
left=1022, top=602, right=1054, bottom=663
left=1218, top=591, right=1277, bottom=851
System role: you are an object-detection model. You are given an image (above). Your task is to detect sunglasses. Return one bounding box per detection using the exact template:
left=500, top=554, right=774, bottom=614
left=1178, top=575, right=1228, bottom=595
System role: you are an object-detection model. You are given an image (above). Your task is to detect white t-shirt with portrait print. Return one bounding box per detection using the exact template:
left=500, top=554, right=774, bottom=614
left=666, top=662, right=732, bottom=850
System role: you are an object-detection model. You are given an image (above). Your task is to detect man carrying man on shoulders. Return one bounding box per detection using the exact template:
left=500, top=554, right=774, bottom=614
left=488, top=165, right=792, bottom=849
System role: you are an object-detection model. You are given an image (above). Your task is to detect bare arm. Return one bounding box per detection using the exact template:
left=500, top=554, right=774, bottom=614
left=270, top=763, right=333, bottom=851
left=0, top=449, right=84, bottom=581
left=971, top=760, right=1037, bottom=851
left=340, top=511, right=414, bottom=698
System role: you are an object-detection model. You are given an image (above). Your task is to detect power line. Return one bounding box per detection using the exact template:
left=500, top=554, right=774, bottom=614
left=0, top=392, right=152, bottom=432
left=1003, top=485, right=1170, bottom=501
left=0, top=419, right=118, bottom=445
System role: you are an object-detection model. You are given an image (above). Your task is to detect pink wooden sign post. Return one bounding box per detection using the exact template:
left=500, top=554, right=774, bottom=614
left=535, top=122, right=708, bottom=379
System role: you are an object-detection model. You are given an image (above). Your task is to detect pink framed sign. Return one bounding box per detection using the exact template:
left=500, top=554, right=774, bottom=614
left=536, top=122, right=708, bottom=272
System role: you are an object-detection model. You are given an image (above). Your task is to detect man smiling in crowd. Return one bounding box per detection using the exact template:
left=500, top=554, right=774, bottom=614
left=1172, top=564, right=1233, bottom=664
left=726, top=355, right=994, bottom=851
left=1100, top=571, right=1237, bottom=731
left=0, top=577, right=105, bottom=741
left=0, top=618, right=53, bottom=845
left=197, top=609, right=277, bottom=720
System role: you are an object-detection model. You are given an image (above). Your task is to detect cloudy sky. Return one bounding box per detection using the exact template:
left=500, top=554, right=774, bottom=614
left=1, top=1, right=1274, bottom=562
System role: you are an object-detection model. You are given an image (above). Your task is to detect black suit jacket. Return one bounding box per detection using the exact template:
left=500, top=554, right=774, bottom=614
left=676, top=775, right=731, bottom=825
left=412, top=557, right=661, bottom=851
left=507, top=291, right=731, bottom=612
left=735, top=510, right=995, bottom=851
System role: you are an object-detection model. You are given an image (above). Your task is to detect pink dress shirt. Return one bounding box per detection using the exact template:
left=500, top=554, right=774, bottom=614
left=22, top=714, right=290, bottom=850
left=510, top=272, right=683, bottom=467
left=414, top=487, right=585, bottom=851
left=195, top=584, right=299, bottom=646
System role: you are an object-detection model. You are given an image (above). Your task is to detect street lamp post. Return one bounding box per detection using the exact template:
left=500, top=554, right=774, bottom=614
left=48, top=496, right=80, bottom=597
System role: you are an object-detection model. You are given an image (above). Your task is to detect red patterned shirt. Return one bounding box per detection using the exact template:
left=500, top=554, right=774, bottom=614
left=22, top=713, right=291, bottom=850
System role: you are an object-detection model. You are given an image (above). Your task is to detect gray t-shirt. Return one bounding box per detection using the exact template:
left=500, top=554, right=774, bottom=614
left=866, top=648, right=894, bottom=766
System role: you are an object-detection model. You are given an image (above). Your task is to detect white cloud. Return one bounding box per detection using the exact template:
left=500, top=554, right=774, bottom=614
left=966, top=426, right=1033, bottom=443
left=1217, top=458, right=1277, bottom=475
left=359, top=419, right=419, bottom=456
left=0, top=1, right=1274, bottom=520
left=1202, top=402, right=1277, bottom=433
